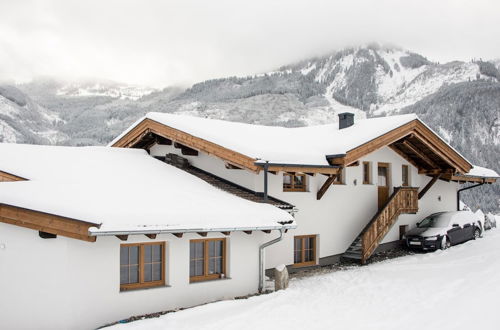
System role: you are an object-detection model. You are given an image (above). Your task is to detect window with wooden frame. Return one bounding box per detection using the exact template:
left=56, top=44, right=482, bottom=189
left=333, top=168, right=344, bottom=185
left=190, top=238, right=226, bottom=282
left=402, top=165, right=410, bottom=187
left=362, top=161, right=372, bottom=184
left=120, top=242, right=165, bottom=291
left=293, top=235, right=316, bottom=267
left=283, top=173, right=307, bottom=192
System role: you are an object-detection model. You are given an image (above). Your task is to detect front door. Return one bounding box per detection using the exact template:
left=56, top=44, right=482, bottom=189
left=377, top=163, right=390, bottom=209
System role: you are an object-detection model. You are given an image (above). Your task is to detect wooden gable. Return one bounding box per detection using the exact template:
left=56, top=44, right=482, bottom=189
left=327, top=120, right=472, bottom=175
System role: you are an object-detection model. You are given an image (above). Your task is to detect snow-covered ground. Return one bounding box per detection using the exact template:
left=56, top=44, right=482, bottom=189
left=110, top=228, right=500, bottom=330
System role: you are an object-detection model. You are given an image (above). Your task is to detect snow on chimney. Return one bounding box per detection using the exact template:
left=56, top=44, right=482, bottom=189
left=338, top=112, right=354, bottom=129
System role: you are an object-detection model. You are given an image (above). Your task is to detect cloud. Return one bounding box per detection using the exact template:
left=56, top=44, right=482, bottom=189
left=1, top=0, right=499, bottom=87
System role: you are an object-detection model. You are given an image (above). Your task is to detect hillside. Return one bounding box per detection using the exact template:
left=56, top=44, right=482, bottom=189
left=2, top=45, right=499, bottom=211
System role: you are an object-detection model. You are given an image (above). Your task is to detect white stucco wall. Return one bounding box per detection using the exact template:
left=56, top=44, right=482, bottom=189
left=0, top=223, right=285, bottom=329
left=151, top=144, right=458, bottom=269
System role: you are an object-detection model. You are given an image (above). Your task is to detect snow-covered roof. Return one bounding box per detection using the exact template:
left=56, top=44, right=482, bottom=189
left=0, top=143, right=294, bottom=235
left=463, top=165, right=499, bottom=179
left=112, top=112, right=421, bottom=166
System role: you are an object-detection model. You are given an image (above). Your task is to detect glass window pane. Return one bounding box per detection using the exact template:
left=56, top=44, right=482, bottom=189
left=195, top=242, right=204, bottom=259
left=190, top=242, right=195, bottom=258
left=209, top=258, right=215, bottom=274
left=152, top=263, right=162, bottom=281
left=190, top=260, right=195, bottom=277
left=129, top=265, right=139, bottom=283
left=304, top=238, right=310, bottom=249
left=144, top=263, right=152, bottom=282
left=294, top=175, right=303, bottom=185
left=153, top=245, right=161, bottom=262
left=215, top=258, right=222, bottom=274
left=209, top=241, right=215, bottom=258
left=306, top=249, right=314, bottom=262
left=144, top=245, right=152, bottom=263
left=378, top=167, right=387, bottom=186
left=120, top=266, right=128, bottom=284
left=130, top=246, right=139, bottom=264
left=195, top=260, right=204, bottom=276
left=294, top=251, right=302, bottom=264
left=215, top=241, right=222, bottom=257
left=294, top=238, right=302, bottom=251
left=283, top=175, right=291, bottom=185
left=120, top=246, right=129, bottom=266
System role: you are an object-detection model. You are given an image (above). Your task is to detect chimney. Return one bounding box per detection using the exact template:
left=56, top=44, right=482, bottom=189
left=338, top=112, right=354, bottom=129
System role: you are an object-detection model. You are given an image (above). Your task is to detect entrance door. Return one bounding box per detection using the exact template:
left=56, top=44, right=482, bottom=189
left=377, top=163, right=390, bottom=209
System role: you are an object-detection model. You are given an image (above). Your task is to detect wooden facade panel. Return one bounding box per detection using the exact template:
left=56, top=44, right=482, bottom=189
left=0, top=204, right=97, bottom=242
left=0, top=171, right=27, bottom=182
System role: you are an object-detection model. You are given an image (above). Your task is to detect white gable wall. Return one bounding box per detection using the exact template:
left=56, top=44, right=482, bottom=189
left=0, top=222, right=283, bottom=329
left=150, top=144, right=458, bottom=269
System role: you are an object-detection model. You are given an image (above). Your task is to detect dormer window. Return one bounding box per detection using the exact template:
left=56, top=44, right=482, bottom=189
left=283, top=173, right=307, bottom=192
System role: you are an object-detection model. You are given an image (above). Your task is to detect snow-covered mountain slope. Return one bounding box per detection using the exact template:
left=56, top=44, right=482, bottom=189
left=4, top=45, right=500, bottom=211
left=0, top=85, right=66, bottom=144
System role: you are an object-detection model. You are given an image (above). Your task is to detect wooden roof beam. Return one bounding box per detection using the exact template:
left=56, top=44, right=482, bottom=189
left=116, top=235, right=128, bottom=241
left=401, top=140, right=439, bottom=169
left=389, top=145, right=424, bottom=171
left=317, top=174, right=337, bottom=200
left=418, top=173, right=442, bottom=200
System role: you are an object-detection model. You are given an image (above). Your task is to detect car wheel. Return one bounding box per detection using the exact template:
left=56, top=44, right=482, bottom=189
left=473, top=228, right=481, bottom=240
left=441, top=236, right=451, bottom=250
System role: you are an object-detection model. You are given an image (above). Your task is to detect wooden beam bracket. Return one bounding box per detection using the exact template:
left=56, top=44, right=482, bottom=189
left=418, top=173, right=442, bottom=200
left=317, top=174, right=337, bottom=200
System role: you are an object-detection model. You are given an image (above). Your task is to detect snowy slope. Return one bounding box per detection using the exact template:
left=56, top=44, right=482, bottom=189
left=109, top=228, right=500, bottom=330
left=0, top=85, right=66, bottom=144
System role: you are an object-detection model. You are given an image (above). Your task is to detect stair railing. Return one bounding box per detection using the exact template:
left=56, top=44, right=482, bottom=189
left=360, top=187, right=418, bottom=263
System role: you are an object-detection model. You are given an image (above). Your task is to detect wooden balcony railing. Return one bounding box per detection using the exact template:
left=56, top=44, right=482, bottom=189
left=361, top=187, right=418, bottom=263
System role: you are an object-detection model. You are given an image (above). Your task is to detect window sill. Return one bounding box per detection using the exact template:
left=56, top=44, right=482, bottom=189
left=283, top=190, right=309, bottom=193
left=189, top=277, right=231, bottom=284
left=292, top=261, right=317, bottom=268
left=120, top=283, right=170, bottom=293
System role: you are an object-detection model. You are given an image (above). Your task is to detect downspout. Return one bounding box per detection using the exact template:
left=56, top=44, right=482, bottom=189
left=456, top=181, right=485, bottom=210
left=258, top=228, right=284, bottom=293
left=263, top=161, right=269, bottom=202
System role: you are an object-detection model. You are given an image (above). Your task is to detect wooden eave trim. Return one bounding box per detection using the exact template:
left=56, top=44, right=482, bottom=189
left=0, top=170, right=27, bottom=182
left=111, top=118, right=260, bottom=173
left=0, top=204, right=97, bottom=242
left=267, top=165, right=340, bottom=175
left=332, top=119, right=471, bottom=173
left=444, top=175, right=497, bottom=184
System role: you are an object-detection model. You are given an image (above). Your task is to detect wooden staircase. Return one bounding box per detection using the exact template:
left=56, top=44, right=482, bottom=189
left=343, top=187, right=419, bottom=264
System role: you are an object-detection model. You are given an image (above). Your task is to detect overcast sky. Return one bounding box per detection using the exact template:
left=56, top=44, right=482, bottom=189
left=1, top=0, right=499, bottom=87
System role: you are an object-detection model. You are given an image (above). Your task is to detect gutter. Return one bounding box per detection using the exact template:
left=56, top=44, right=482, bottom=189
left=88, top=223, right=296, bottom=236
left=258, top=227, right=285, bottom=293
left=457, top=181, right=485, bottom=211
left=254, top=161, right=342, bottom=169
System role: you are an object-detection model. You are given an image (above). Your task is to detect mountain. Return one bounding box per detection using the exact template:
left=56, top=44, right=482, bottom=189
left=0, top=84, right=66, bottom=144
left=4, top=44, right=499, bottom=211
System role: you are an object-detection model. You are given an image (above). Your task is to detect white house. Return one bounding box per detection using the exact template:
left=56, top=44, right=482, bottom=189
left=0, top=144, right=295, bottom=330
left=111, top=112, right=498, bottom=267
left=0, top=112, right=497, bottom=329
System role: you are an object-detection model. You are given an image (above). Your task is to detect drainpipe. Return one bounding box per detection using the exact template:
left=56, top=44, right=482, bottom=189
left=258, top=228, right=284, bottom=293
left=263, top=161, right=269, bottom=202
left=456, top=181, right=485, bottom=210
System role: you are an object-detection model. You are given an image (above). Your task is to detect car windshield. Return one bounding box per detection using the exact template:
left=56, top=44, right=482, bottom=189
left=418, top=215, right=450, bottom=228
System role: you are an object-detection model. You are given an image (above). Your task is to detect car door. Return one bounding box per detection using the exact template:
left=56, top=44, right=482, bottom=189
left=459, top=214, right=475, bottom=242
left=447, top=215, right=464, bottom=245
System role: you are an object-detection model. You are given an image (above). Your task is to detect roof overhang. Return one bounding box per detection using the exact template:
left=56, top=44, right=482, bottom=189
left=0, top=203, right=99, bottom=242
left=326, top=119, right=473, bottom=175
left=0, top=170, right=27, bottom=182
left=112, top=118, right=343, bottom=175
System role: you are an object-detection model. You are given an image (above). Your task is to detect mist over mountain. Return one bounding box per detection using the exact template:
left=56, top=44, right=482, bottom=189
left=1, top=44, right=498, bottom=211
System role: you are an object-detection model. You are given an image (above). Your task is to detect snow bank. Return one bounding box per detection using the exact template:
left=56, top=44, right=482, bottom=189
left=108, top=229, right=500, bottom=330
left=0, top=144, right=294, bottom=233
